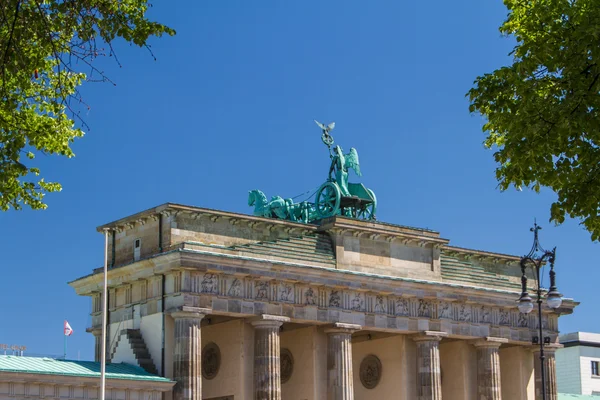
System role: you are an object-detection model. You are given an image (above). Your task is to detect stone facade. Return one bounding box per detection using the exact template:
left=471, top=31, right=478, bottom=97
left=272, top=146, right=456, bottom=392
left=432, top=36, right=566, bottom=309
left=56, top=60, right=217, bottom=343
left=70, top=203, right=578, bottom=399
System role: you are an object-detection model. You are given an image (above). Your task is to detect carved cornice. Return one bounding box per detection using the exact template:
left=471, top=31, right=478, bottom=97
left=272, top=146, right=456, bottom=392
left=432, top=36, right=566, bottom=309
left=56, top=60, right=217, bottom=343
left=442, top=246, right=520, bottom=265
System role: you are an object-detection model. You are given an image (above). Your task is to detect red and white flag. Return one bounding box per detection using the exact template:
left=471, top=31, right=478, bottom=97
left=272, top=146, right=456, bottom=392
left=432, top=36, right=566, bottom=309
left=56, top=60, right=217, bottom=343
left=64, top=320, right=73, bottom=336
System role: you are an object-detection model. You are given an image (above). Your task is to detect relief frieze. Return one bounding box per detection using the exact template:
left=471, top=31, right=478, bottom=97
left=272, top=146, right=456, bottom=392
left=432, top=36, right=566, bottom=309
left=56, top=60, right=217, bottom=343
left=180, top=271, right=554, bottom=333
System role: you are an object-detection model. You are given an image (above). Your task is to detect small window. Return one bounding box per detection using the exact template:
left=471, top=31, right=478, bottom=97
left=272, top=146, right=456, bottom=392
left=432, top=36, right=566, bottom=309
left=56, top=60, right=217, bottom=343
left=133, top=239, right=141, bottom=261
left=592, top=361, right=599, bottom=376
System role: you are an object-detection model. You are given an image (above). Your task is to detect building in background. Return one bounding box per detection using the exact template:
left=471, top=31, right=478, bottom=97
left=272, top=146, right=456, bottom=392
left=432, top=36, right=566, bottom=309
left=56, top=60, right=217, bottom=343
left=557, top=332, right=600, bottom=396
left=0, top=355, right=174, bottom=400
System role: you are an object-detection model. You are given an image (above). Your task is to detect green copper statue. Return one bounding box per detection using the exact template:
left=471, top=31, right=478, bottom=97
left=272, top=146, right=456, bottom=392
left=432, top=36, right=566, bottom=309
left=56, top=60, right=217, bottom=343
left=249, top=120, right=377, bottom=223
left=329, top=145, right=361, bottom=197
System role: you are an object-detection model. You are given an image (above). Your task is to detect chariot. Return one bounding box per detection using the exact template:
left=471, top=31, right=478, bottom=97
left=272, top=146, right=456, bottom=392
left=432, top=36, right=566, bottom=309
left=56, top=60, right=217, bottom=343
left=248, top=120, right=377, bottom=224
left=314, top=181, right=376, bottom=220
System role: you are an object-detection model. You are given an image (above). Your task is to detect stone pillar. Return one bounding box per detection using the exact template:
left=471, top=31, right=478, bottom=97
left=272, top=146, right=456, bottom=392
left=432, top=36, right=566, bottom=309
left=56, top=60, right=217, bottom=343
left=473, top=338, right=506, bottom=400
left=90, top=328, right=102, bottom=362
left=413, top=331, right=447, bottom=400
left=532, top=346, right=560, bottom=400
left=171, top=307, right=207, bottom=400
left=251, top=315, right=290, bottom=400
left=325, top=323, right=361, bottom=400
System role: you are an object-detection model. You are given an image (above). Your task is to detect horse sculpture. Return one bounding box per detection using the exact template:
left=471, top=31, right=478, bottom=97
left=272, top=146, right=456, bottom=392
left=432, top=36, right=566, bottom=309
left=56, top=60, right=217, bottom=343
left=248, top=189, right=312, bottom=223
left=248, top=190, right=288, bottom=219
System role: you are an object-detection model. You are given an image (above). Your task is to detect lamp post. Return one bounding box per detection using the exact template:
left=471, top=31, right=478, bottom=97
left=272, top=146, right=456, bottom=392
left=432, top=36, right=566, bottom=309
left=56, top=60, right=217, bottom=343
left=517, top=222, right=562, bottom=400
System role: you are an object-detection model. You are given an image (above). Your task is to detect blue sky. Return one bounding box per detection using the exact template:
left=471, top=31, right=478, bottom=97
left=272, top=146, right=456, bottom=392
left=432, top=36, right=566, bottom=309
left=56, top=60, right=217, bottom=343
left=1, top=1, right=597, bottom=361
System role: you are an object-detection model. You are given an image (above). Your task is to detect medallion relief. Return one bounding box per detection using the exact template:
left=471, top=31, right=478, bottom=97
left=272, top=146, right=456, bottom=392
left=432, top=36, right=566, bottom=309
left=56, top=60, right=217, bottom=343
left=280, top=348, right=294, bottom=384
left=359, top=354, right=382, bottom=389
left=202, top=342, right=221, bottom=380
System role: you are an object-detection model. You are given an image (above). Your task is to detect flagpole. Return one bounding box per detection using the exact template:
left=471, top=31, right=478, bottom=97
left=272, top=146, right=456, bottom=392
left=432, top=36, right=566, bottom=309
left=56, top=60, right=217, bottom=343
left=63, top=332, right=66, bottom=359
left=100, top=228, right=109, bottom=400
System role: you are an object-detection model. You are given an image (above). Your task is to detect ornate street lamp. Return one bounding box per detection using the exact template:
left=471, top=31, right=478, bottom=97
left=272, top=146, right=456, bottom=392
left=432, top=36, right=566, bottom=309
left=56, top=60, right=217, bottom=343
left=517, top=222, right=562, bottom=400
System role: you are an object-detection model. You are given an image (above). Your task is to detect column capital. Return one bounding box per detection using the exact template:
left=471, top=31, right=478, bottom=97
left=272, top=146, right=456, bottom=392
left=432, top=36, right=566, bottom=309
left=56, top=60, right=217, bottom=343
left=530, top=344, right=563, bottom=354
left=324, top=323, right=361, bottom=335
left=471, top=337, right=508, bottom=348
left=250, top=314, right=290, bottom=329
left=88, top=328, right=102, bottom=336
left=412, top=331, right=448, bottom=342
left=169, top=306, right=211, bottom=320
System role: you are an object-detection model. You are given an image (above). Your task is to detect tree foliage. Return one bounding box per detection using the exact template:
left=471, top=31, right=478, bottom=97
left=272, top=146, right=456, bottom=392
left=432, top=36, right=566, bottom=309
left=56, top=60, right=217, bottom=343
left=468, top=0, right=600, bottom=240
left=0, top=0, right=174, bottom=210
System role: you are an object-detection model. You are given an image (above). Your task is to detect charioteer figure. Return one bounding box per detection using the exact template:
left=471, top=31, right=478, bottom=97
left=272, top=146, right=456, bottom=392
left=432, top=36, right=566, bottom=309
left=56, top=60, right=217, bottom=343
left=328, top=145, right=361, bottom=197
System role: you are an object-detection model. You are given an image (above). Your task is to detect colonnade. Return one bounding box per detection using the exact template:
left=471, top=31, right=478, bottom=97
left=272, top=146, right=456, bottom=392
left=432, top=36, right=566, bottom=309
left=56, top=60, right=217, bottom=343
left=138, top=312, right=558, bottom=400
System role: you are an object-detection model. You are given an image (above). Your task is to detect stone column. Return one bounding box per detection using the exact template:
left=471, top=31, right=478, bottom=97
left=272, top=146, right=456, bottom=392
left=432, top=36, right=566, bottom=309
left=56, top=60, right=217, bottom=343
left=171, top=307, right=207, bottom=400
left=325, top=323, right=361, bottom=400
left=532, top=346, right=560, bottom=400
left=413, top=331, right=447, bottom=400
left=473, top=338, right=506, bottom=400
left=251, top=315, right=290, bottom=400
left=90, top=328, right=102, bottom=362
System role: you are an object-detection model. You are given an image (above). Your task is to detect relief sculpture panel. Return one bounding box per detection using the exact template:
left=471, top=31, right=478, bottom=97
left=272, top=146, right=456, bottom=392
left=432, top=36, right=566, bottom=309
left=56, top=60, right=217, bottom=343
left=329, top=290, right=341, bottom=308
left=279, top=283, right=294, bottom=303
left=201, top=273, right=218, bottom=294
left=351, top=293, right=365, bottom=311
left=418, top=300, right=432, bottom=318
left=395, top=298, right=409, bottom=316
left=374, top=295, right=386, bottom=314
left=439, top=302, right=452, bottom=319
left=304, top=287, right=316, bottom=306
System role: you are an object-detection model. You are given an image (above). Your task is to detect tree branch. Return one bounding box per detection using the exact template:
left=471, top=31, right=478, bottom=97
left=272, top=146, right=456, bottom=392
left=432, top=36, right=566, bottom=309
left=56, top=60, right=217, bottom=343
left=1, top=0, right=21, bottom=94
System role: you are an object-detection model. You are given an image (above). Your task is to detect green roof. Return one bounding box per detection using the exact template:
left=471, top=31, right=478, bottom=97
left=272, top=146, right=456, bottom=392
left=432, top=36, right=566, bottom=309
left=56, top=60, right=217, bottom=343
left=558, top=394, right=600, bottom=399
left=0, top=356, right=172, bottom=383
